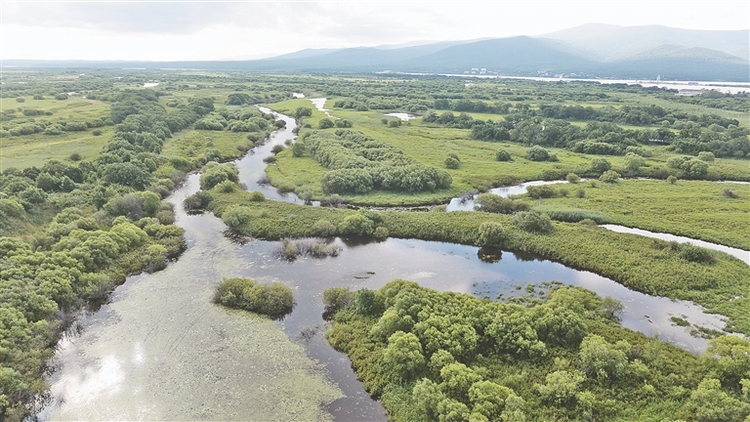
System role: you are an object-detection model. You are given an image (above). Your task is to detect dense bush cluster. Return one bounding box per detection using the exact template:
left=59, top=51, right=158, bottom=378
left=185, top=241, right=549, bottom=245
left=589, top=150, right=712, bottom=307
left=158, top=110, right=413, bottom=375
left=466, top=114, right=750, bottom=160
left=194, top=107, right=275, bottom=134
left=303, top=130, right=452, bottom=194
left=213, top=277, right=294, bottom=319
left=326, top=281, right=750, bottom=421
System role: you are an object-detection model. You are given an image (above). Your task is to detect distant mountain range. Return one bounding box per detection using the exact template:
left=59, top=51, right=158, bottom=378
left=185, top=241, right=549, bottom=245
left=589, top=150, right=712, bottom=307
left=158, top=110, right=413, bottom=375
left=5, top=24, right=748, bottom=81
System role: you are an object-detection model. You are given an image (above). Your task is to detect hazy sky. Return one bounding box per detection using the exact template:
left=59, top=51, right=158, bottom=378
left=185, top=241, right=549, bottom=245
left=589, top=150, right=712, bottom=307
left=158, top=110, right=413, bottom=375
left=2, top=0, right=748, bottom=61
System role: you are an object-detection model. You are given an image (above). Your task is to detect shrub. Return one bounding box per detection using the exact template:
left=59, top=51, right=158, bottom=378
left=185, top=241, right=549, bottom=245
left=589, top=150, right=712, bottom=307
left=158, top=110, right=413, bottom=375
left=374, top=226, right=390, bottom=239
left=496, top=149, right=512, bottom=161
left=667, top=175, right=678, bottom=184
left=514, top=211, right=553, bottom=233
left=339, top=214, right=374, bottom=236
left=478, top=222, right=508, bottom=246
left=589, top=158, right=611, bottom=174
left=214, top=277, right=294, bottom=319
left=313, top=219, right=337, bottom=236
left=184, top=191, right=213, bottom=211
left=215, top=180, right=236, bottom=193
left=566, top=173, right=580, bottom=183
left=223, top=206, right=253, bottom=231
left=323, top=287, right=354, bottom=314
left=318, top=118, right=335, bottom=129
left=599, top=170, right=621, bottom=183
left=681, top=159, right=709, bottom=179
left=526, top=146, right=551, bottom=162
left=263, top=155, right=277, bottom=164
left=698, top=151, right=715, bottom=162
left=575, top=188, right=586, bottom=198
left=537, top=207, right=609, bottom=223
left=444, top=156, right=460, bottom=169
left=69, top=153, right=83, bottom=162
left=335, top=119, right=353, bottom=128
left=722, top=189, right=738, bottom=198
left=291, top=142, right=305, bottom=157
left=271, top=144, right=285, bottom=154
left=199, top=162, right=238, bottom=190
left=388, top=120, right=401, bottom=128
left=475, top=194, right=529, bottom=214
left=248, top=191, right=266, bottom=201
left=527, top=185, right=556, bottom=199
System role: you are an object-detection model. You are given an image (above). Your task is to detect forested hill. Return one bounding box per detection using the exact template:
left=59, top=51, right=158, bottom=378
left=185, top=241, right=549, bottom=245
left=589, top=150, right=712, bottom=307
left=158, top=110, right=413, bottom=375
left=3, top=25, right=748, bottom=81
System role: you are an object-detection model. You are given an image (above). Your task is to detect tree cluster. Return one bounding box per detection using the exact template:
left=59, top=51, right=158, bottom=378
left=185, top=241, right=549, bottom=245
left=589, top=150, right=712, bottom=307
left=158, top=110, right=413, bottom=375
left=303, top=130, right=452, bottom=194
left=326, top=280, right=750, bottom=421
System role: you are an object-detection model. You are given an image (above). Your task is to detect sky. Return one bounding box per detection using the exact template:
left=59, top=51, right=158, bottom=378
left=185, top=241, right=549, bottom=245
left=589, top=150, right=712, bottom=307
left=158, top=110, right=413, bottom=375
left=2, top=0, right=748, bottom=61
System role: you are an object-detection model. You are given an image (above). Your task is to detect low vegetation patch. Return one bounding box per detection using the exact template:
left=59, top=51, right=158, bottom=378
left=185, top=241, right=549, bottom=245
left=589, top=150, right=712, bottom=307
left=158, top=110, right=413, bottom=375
left=213, top=277, right=295, bottom=319
left=272, top=238, right=341, bottom=260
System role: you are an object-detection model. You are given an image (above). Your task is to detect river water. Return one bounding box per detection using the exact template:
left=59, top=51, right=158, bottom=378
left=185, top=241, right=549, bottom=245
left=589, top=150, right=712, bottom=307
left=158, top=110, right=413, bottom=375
left=39, top=107, right=739, bottom=420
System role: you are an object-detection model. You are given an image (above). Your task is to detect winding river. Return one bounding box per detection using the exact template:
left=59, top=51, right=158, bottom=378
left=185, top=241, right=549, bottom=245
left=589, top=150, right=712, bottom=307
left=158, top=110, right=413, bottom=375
left=39, top=106, right=742, bottom=420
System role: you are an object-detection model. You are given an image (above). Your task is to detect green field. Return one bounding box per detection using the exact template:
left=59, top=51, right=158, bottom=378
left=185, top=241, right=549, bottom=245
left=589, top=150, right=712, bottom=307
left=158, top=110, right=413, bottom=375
left=0, top=96, right=112, bottom=169
left=519, top=179, right=750, bottom=249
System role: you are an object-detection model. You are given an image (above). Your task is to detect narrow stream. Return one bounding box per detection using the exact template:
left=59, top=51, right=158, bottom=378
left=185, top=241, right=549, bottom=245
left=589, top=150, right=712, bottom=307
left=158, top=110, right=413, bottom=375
left=39, top=106, right=741, bottom=420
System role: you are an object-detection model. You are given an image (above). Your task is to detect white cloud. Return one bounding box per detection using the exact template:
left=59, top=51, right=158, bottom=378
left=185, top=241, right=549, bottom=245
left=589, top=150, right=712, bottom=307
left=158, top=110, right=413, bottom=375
left=2, top=0, right=748, bottom=60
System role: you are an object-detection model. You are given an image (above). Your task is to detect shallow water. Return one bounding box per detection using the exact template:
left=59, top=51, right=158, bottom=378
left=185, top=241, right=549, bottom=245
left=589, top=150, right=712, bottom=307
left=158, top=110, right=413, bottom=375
left=384, top=112, right=415, bottom=121
left=309, top=98, right=335, bottom=118
left=602, top=225, right=750, bottom=265
left=446, top=179, right=749, bottom=262
left=39, top=175, right=348, bottom=421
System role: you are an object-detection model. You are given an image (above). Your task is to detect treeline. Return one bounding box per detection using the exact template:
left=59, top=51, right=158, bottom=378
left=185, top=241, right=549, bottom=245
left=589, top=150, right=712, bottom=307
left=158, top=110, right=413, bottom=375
left=194, top=107, right=277, bottom=138
left=453, top=113, right=750, bottom=160
left=0, top=89, right=224, bottom=420
left=325, top=280, right=750, bottom=421
left=300, top=129, right=452, bottom=194
left=537, top=103, right=739, bottom=128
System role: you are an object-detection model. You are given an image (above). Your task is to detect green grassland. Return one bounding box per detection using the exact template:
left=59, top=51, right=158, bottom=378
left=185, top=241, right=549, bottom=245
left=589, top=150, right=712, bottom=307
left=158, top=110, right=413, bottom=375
left=1, top=96, right=112, bottom=169
left=520, top=179, right=750, bottom=250
left=265, top=97, right=749, bottom=208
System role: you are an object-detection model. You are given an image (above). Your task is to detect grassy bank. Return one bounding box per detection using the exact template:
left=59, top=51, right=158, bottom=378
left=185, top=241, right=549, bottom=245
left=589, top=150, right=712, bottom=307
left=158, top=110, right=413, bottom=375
left=518, top=179, right=750, bottom=250
left=208, top=189, right=750, bottom=336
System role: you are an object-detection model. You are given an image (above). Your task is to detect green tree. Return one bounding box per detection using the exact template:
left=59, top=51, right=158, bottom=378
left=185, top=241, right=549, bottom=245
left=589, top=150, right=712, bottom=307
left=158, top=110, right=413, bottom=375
left=536, top=370, right=586, bottom=406
left=318, top=118, right=334, bottom=129
left=525, top=145, right=551, bottom=161
left=478, top=222, right=508, bottom=246
left=294, top=107, right=312, bottom=119
left=469, top=380, right=514, bottom=420
left=589, top=158, right=611, bottom=174
left=514, top=211, right=553, bottom=233
left=440, top=363, right=482, bottom=401
left=412, top=378, right=446, bottom=420
left=339, top=214, right=374, bottom=236
left=579, top=334, right=629, bottom=381
left=496, top=149, right=512, bottom=161
left=599, top=170, right=621, bottom=183
left=383, top=331, right=426, bottom=381
left=680, top=378, right=750, bottom=422
left=702, top=336, right=750, bottom=391
left=623, top=152, right=645, bottom=174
